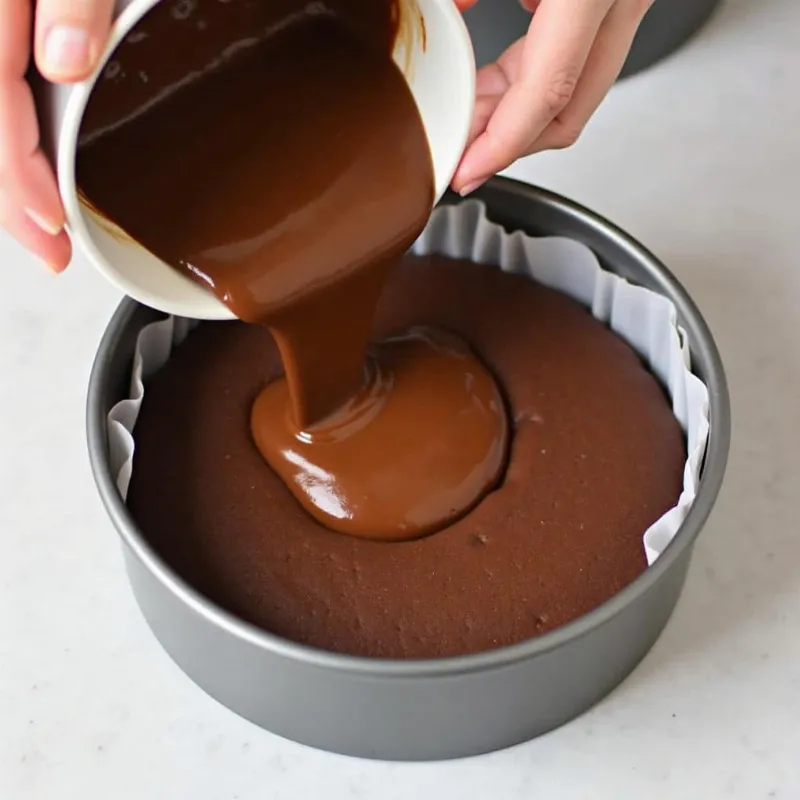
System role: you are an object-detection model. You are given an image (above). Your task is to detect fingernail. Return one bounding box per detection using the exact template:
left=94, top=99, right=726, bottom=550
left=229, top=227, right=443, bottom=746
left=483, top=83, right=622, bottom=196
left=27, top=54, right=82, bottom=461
left=24, top=207, right=63, bottom=236
left=458, top=179, right=487, bottom=197
left=43, top=25, right=92, bottom=77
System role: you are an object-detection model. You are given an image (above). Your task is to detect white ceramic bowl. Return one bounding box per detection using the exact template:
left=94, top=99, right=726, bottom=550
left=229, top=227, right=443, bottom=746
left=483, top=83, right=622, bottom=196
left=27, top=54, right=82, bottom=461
left=35, top=0, right=475, bottom=319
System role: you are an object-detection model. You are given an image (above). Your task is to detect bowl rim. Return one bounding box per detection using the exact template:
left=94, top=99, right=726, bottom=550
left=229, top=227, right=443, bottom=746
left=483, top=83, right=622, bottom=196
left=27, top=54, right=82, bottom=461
left=86, top=177, right=731, bottom=678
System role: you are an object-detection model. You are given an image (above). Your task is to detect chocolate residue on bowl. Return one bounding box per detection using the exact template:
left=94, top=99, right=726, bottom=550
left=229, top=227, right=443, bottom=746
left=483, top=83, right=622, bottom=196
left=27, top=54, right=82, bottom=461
left=393, top=0, right=427, bottom=79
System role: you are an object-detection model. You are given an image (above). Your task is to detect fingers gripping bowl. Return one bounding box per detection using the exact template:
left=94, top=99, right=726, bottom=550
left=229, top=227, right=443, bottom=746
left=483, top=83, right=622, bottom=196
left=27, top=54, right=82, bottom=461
left=87, top=179, right=730, bottom=761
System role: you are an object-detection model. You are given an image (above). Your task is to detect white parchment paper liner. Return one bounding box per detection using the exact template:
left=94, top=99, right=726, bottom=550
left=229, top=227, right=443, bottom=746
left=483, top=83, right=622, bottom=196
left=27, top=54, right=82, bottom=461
left=107, top=200, right=710, bottom=565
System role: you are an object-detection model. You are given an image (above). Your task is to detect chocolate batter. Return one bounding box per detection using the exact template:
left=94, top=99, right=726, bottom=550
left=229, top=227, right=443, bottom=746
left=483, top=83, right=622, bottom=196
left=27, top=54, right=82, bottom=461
left=128, top=255, right=687, bottom=660
left=77, top=0, right=509, bottom=541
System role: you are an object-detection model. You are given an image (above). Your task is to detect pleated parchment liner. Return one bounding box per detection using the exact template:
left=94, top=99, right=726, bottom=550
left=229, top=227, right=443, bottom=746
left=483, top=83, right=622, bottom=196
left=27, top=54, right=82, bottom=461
left=107, top=200, right=710, bottom=565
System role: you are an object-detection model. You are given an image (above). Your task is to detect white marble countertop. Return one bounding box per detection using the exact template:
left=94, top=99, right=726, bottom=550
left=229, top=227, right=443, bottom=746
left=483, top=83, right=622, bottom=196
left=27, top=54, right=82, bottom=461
left=2, top=0, right=799, bottom=796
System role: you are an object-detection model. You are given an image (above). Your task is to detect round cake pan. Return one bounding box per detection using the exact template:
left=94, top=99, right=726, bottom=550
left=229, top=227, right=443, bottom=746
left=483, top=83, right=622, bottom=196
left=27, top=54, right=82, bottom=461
left=86, top=178, right=731, bottom=761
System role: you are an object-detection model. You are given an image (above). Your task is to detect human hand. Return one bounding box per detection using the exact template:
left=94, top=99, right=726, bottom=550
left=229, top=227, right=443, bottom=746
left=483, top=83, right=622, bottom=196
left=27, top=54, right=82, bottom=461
left=0, top=0, right=113, bottom=271
left=451, top=0, right=653, bottom=194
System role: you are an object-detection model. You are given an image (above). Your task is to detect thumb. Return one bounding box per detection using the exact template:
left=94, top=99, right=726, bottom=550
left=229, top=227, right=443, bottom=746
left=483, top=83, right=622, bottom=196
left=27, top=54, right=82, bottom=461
left=34, top=0, right=114, bottom=83
left=452, top=0, right=479, bottom=11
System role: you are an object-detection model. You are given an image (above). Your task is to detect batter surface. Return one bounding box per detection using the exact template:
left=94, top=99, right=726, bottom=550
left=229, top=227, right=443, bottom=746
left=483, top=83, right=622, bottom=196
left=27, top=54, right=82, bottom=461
left=128, top=255, right=686, bottom=659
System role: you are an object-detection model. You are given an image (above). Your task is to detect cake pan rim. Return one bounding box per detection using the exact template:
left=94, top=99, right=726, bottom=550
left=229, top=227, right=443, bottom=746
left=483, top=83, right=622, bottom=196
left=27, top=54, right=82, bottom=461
left=86, top=177, right=731, bottom=678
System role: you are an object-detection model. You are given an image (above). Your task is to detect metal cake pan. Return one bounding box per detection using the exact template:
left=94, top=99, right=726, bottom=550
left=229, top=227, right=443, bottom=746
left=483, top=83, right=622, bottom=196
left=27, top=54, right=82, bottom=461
left=86, top=178, right=731, bottom=761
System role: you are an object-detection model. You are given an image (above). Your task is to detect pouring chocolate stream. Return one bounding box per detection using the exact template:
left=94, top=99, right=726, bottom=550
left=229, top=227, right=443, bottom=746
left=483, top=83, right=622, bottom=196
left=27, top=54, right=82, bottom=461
left=77, top=0, right=509, bottom=540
